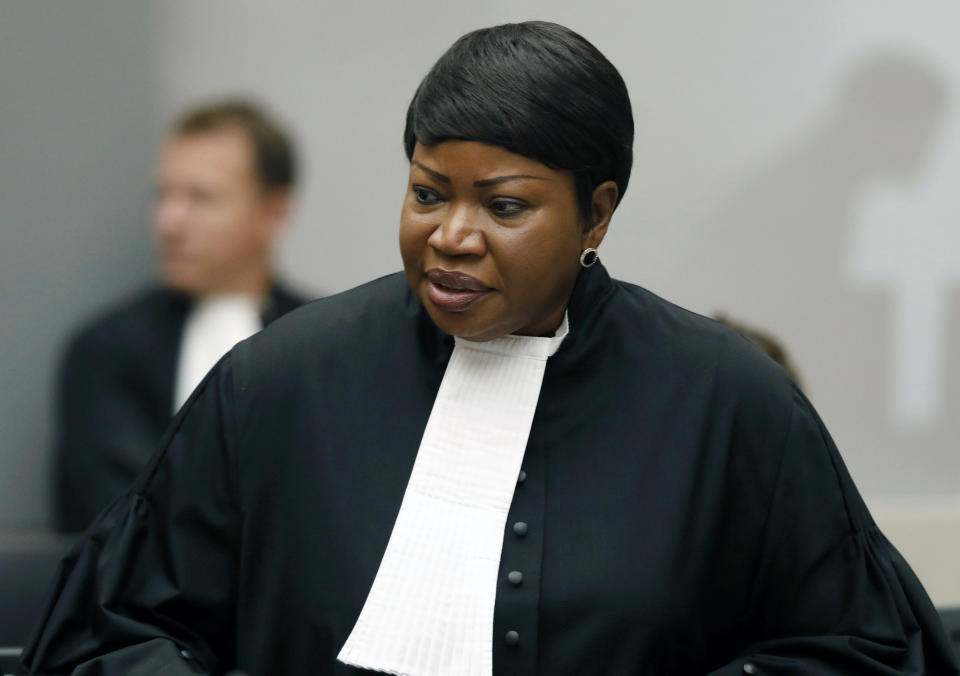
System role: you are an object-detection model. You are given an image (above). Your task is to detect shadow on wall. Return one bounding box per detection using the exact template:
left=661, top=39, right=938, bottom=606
left=695, top=50, right=945, bottom=328
left=689, top=51, right=954, bottom=493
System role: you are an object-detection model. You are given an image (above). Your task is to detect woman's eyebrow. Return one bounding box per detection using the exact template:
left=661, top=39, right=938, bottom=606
left=473, top=174, right=549, bottom=187
left=411, top=161, right=549, bottom=187
left=411, top=161, right=451, bottom=183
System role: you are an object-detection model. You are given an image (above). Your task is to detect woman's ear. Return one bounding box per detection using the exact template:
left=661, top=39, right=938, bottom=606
left=583, top=180, right=618, bottom=249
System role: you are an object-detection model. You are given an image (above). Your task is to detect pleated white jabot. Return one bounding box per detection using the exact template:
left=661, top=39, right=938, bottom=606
left=173, top=294, right=261, bottom=412
left=337, top=315, right=569, bottom=676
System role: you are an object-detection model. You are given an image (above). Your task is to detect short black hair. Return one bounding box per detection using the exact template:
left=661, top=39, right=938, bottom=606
left=404, top=21, right=634, bottom=225
left=174, top=99, right=297, bottom=192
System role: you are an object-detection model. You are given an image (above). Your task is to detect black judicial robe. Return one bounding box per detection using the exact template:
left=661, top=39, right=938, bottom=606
left=23, top=264, right=960, bottom=675
left=53, top=284, right=306, bottom=532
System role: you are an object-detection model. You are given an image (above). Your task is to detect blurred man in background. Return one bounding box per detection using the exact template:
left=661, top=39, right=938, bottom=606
left=53, top=100, right=308, bottom=532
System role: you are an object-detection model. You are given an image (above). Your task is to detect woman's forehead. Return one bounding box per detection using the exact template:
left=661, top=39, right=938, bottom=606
left=410, top=140, right=561, bottom=184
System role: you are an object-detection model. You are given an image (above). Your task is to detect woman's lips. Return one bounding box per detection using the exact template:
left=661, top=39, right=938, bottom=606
left=425, top=269, right=492, bottom=312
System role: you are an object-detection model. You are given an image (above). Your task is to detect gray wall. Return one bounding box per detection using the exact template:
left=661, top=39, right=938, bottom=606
left=2, top=2, right=958, bottom=599
left=0, top=2, right=158, bottom=526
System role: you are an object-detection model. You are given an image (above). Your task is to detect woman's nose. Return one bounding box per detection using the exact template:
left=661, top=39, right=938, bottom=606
left=427, top=203, right=486, bottom=257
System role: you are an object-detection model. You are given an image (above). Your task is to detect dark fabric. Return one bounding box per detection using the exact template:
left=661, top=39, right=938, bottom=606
left=26, top=265, right=959, bottom=675
left=53, top=284, right=306, bottom=533
left=0, top=533, right=76, bottom=647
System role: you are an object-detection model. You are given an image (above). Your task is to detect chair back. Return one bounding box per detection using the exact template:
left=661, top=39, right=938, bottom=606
left=0, top=646, right=22, bottom=676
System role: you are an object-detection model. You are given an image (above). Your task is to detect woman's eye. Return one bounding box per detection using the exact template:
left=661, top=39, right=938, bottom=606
left=413, top=186, right=442, bottom=205
left=489, top=199, right=527, bottom=217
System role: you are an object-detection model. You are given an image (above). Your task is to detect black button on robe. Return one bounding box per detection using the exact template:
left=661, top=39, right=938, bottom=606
left=23, top=265, right=960, bottom=675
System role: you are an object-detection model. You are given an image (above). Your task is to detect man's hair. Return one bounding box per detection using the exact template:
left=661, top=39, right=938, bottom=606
left=404, top=21, right=634, bottom=225
left=173, top=100, right=297, bottom=191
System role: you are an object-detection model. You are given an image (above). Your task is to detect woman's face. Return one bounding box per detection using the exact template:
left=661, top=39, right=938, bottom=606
left=400, top=141, right=600, bottom=342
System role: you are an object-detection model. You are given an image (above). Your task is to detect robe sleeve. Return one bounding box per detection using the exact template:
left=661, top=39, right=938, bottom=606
left=22, top=354, right=242, bottom=676
left=708, top=387, right=959, bottom=675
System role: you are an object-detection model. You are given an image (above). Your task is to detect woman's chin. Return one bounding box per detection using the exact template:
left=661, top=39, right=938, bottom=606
left=422, top=303, right=506, bottom=342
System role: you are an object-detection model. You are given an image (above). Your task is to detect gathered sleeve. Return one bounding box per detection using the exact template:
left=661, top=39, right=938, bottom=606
left=708, top=387, right=959, bottom=675
left=22, top=355, right=243, bottom=675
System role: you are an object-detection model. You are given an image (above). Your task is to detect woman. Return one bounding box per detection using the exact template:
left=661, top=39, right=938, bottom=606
left=22, top=21, right=959, bottom=676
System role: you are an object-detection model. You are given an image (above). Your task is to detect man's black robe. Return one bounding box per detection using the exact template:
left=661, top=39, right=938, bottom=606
left=53, top=284, right=305, bottom=532
left=24, top=264, right=960, bottom=674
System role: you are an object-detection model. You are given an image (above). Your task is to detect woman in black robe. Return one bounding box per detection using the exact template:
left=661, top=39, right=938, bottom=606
left=22, top=21, right=960, bottom=676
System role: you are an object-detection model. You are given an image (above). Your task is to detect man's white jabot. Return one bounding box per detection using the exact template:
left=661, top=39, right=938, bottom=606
left=338, top=315, right=569, bottom=676
left=173, top=294, right=262, bottom=411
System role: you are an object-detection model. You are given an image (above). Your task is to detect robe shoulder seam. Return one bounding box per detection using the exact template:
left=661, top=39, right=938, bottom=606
left=795, top=387, right=864, bottom=534
left=740, top=372, right=797, bottom=620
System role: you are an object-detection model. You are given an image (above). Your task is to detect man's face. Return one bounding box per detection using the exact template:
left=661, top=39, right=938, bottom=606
left=153, top=128, right=278, bottom=295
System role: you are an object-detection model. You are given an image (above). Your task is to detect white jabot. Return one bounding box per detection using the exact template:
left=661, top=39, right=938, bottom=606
left=173, top=294, right=262, bottom=411
left=338, top=314, right=569, bottom=676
